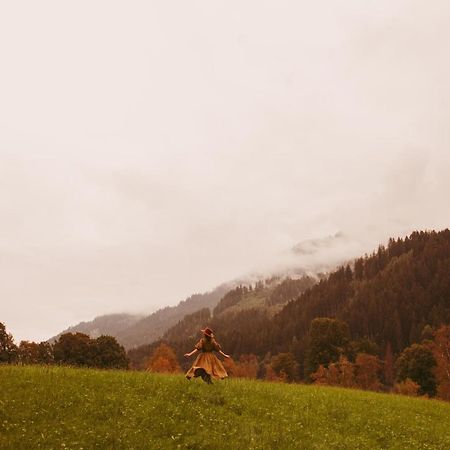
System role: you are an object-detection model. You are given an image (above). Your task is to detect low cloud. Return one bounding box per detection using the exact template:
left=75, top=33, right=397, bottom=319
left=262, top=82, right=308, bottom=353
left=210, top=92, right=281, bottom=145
left=1, top=1, right=449, bottom=341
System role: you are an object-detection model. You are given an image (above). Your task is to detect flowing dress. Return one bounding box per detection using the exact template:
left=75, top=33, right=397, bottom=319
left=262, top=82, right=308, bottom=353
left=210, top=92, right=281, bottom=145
left=185, top=337, right=228, bottom=380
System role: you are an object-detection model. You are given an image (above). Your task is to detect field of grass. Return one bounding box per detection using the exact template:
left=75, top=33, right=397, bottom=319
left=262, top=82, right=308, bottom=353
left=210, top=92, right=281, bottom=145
left=1, top=365, right=450, bottom=449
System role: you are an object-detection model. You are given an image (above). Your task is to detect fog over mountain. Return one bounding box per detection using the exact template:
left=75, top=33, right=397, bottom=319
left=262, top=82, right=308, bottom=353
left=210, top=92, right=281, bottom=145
left=1, top=1, right=449, bottom=342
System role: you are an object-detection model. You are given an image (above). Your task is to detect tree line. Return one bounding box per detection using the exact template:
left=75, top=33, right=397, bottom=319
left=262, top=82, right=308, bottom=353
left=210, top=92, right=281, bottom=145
left=0, top=323, right=128, bottom=369
left=134, top=317, right=450, bottom=401
left=128, top=229, right=450, bottom=400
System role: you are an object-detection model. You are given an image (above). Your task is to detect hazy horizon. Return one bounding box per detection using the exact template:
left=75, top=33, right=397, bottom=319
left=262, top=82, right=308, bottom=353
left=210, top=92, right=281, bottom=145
left=1, top=1, right=450, bottom=342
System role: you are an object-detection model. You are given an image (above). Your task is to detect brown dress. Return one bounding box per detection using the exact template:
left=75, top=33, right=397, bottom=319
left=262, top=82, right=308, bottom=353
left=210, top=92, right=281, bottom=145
left=185, top=337, right=228, bottom=380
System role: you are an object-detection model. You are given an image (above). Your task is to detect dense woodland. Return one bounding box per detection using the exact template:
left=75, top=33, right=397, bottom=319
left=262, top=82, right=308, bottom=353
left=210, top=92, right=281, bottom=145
left=127, top=230, right=450, bottom=399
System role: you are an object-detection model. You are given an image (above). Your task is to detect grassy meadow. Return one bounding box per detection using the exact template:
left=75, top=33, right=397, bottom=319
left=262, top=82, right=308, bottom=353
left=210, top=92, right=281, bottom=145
left=1, top=365, right=450, bottom=449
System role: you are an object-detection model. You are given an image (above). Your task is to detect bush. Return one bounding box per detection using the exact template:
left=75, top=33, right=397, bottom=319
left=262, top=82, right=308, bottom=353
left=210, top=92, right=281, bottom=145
left=393, top=378, right=420, bottom=397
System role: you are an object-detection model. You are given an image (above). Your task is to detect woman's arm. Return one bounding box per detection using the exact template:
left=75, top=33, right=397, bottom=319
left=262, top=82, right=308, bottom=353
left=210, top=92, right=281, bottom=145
left=218, top=350, right=230, bottom=359
left=184, top=349, right=198, bottom=358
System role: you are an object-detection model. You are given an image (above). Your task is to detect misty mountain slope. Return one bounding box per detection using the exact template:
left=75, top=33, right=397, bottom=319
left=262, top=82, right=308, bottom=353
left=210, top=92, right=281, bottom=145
left=111, top=284, right=231, bottom=349
left=127, top=276, right=318, bottom=368
left=50, top=285, right=231, bottom=350
left=215, top=229, right=450, bottom=363
left=129, top=230, right=450, bottom=373
left=273, top=229, right=450, bottom=355
left=212, top=276, right=317, bottom=317
left=162, top=276, right=318, bottom=343
left=50, top=314, right=142, bottom=343
left=50, top=231, right=358, bottom=350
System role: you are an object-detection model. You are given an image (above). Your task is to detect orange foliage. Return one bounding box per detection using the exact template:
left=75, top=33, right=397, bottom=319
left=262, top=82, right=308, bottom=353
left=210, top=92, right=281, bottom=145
left=310, top=364, right=328, bottom=385
left=223, top=354, right=259, bottom=379
left=393, top=378, right=420, bottom=396
left=437, top=381, right=450, bottom=401
left=339, top=356, right=355, bottom=388
left=311, top=356, right=354, bottom=387
left=429, top=325, right=450, bottom=401
left=354, top=353, right=382, bottom=391
left=312, top=354, right=382, bottom=391
left=264, top=364, right=281, bottom=382
left=222, top=357, right=237, bottom=375
left=146, top=343, right=181, bottom=373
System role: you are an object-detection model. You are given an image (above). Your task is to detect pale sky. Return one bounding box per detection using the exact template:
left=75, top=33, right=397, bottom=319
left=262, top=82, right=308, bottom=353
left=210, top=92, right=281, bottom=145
left=1, top=1, right=450, bottom=342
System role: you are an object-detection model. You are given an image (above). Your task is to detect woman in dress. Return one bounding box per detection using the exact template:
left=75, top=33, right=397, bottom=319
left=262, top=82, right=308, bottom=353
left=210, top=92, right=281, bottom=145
left=184, top=327, right=230, bottom=384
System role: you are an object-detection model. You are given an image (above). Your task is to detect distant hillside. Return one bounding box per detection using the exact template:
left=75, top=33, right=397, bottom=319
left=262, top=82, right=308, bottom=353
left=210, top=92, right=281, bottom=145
left=50, top=313, right=142, bottom=343
left=210, top=230, right=450, bottom=367
left=52, top=230, right=354, bottom=351
left=273, top=229, right=450, bottom=355
left=128, top=275, right=317, bottom=369
left=130, top=230, right=450, bottom=375
left=117, top=284, right=231, bottom=349
left=52, top=284, right=232, bottom=350
left=213, top=276, right=317, bottom=316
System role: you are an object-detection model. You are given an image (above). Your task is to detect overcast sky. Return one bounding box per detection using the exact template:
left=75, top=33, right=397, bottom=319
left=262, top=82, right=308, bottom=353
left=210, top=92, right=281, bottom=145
left=1, top=1, right=450, bottom=342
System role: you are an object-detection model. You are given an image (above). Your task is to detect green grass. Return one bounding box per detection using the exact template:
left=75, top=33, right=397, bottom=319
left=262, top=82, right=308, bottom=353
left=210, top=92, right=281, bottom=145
left=1, top=366, right=450, bottom=449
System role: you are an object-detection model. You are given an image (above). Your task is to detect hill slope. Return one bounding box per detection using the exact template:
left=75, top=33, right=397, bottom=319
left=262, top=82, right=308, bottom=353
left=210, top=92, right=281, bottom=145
left=172, top=230, right=450, bottom=367
left=117, top=284, right=231, bottom=349
left=51, top=284, right=231, bottom=350
left=49, top=313, right=142, bottom=343
left=272, top=229, right=450, bottom=354
left=1, top=365, right=450, bottom=449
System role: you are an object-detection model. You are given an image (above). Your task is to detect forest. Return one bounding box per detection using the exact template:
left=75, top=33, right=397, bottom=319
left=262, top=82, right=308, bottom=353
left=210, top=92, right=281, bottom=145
left=128, top=230, right=450, bottom=399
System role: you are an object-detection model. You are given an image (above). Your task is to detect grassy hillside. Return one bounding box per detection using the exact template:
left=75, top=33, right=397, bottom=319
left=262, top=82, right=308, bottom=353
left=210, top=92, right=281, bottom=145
left=1, top=366, right=450, bottom=449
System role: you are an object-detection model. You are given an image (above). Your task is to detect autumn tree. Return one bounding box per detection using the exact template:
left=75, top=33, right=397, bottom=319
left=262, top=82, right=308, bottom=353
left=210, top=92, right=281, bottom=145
left=429, top=325, right=450, bottom=400
left=17, top=340, right=54, bottom=365
left=264, top=364, right=281, bottom=381
left=146, top=343, right=181, bottom=373
left=311, top=353, right=382, bottom=391
left=222, top=357, right=238, bottom=376
left=0, top=322, right=18, bottom=363
left=311, top=364, right=329, bottom=385
left=338, top=356, right=356, bottom=388
left=37, top=342, right=54, bottom=364
left=311, top=356, right=355, bottom=388
left=354, top=353, right=382, bottom=391
left=223, top=354, right=259, bottom=379
left=18, top=341, right=40, bottom=364
left=393, top=378, right=420, bottom=396
left=396, top=343, right=437, bottom=396
left=270, top=352, right=299, bottom=382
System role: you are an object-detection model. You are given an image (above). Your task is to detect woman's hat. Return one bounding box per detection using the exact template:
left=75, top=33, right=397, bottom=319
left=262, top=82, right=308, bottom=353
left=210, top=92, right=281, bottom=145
left=201, top=327, right=213, bottom=337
